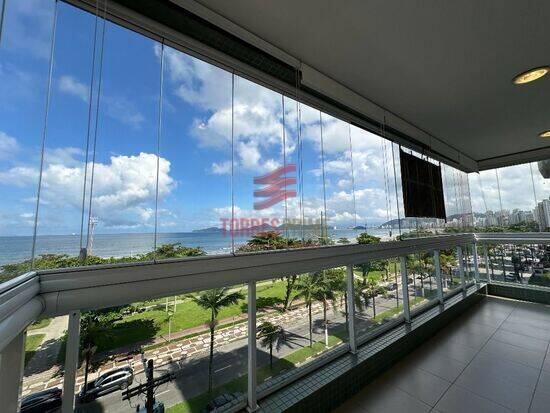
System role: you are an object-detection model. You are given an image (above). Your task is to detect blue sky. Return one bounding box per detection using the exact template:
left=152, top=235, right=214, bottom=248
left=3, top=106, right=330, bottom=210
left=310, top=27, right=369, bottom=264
left=0, top=0, right=547, bottom=238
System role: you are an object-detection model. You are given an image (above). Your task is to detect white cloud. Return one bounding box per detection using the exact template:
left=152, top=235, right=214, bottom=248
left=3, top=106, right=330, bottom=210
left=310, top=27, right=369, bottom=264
left=58, top=75, right=88, bottom=102
left=0, top=132, right=19, bottom=160
left=211, top=160, right=232, bottom=175
left=470, top=163, right=548, bottom=213
left=159, top=45, right=292, bottom=174
left=0, top=165, right=39, bottom=186
left=157, top=44, right=232, bottom=111
left=237, top=141, right=261, bottom=170
left=0, top=149, right=176, bottom=229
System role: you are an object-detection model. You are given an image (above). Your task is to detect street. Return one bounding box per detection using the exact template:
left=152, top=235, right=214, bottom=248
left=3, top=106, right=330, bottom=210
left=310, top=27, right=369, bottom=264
left=75, top=280, right=434, bottom=412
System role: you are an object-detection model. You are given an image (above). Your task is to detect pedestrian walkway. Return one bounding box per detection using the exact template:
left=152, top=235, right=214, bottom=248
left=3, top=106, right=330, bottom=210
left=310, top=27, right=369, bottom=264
left=21, top=301, right=330, bottom=396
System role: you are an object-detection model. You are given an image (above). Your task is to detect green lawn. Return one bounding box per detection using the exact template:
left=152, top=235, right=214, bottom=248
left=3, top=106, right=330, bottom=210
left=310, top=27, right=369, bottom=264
left=166, top=335, right=343, bottom=413
left=25, top=333, right=45, bottom=365
left=353, top=270, right=384, bottom=282
left=28, top=318, right=51, bottom=331
left=93, top=280, right=294, bottom=353
left=372, top=296, right=426, bottom=323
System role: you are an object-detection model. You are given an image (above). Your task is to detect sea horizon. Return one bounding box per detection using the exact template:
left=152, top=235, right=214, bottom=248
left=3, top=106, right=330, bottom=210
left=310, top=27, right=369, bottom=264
left=0, top=228, right=410, bottom=266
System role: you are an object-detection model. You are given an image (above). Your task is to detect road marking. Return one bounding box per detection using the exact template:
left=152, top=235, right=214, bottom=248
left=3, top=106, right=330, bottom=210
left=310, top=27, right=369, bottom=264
left=215, top=365, right=231, bottom=373
left=156, top=390, right=170, bottom=396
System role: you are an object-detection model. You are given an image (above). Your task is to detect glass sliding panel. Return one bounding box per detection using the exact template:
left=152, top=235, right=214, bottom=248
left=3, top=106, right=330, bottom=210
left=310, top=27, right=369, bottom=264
left=299, top=105, right=326, bottom=245
left=531, top=160, right=550, bottom=232
left=390, top=143, right=406, bottom=239
left=74, top=285, right=248, bottom=412
left=462, top=245, right=475, bottom=284
left=283, top=96, right=303, bottom=243
left=354, top=258, right=404, bottom=339
left=257, top=269, right=349, bottom=392
left=525, top=242, right=550, bottom=287
left=22, top=316, right=69, bottom=408
left=0, top=0, right=56, bottom=281
left=83, top=20, right=161, bottom=263
left=157, top=45, right=232, bottom=257
left=321, top=116, right=355, bottom=245
left=496, top=163, right=538, bottom=232
left=478, top=169, right=504, bottom=230
left=468, top=172, right=488, bottom=230
left=350, top=126, right=399, bottom=242
left=439, top=248, right=461, bottom=295
left=442, top=164, right=473, bottom=233
left=407, top=252, right=438, bottom=311
left=488, top=242, right=545, bottom=286
left=33, top=2, right=96, bottom=269
left=232, top=75, right=287, bottom=251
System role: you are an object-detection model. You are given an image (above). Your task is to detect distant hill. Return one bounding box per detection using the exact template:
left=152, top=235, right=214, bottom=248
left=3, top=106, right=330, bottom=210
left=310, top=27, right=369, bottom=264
left=379, top=217, right=441, bottom=229
left=192, top=227, right=223, bottom=233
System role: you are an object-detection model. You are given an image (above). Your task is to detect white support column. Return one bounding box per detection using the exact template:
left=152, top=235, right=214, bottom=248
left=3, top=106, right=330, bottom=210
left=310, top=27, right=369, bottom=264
left=484, top=245, right=490, bottom=282
left=472, top=243, right=480, bottom=283
left=247, top=281, right=258, bottom=412
left=400, top=256, right=411, bottom=323
left=433, top=250, right=444, bottom=305
left=0, top=331, right=26, bottom=413
left=346, top=265, right=357, bottom=354
left=62, top=311, right=81, bottom=413
left=457, top=246, right=465, bottom=292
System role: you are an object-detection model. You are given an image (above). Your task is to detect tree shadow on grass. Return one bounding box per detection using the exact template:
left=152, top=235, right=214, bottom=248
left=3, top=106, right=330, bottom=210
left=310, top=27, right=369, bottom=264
left=24, top=336, right=64, bottom=377
left=54, top=318, right=160, bottom=375
left=86, top=318, right=160, bottom=371
left=240, top=296, right=284, bottom=313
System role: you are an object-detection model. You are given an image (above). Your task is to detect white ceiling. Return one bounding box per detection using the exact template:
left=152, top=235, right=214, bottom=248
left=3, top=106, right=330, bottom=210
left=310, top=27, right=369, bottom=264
left=192, top=0, right=550, bottom=168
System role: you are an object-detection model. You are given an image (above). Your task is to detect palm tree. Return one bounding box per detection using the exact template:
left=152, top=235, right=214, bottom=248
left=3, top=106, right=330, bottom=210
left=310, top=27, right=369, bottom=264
left=193, top=288, right=244, bottom=392
left=281, top=275, right=298, bottom=312
left=80, top=311, right=116, bottom=396
left=331, top=268, right=363, bottom=331
left=295, top=274, right=318, bottom=347
left=312, top=271, right=339, bottom=347
left=362, top=276, right=381, bottom=318
left=257, top=321, right=286, bottom=369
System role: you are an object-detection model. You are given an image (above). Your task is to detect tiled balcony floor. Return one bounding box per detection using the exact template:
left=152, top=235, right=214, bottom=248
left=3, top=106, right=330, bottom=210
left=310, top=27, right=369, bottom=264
left=333, top=296, right=550, bottom=413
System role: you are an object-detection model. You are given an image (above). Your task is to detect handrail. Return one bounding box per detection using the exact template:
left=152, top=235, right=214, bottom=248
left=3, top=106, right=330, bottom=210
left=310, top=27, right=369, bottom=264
left=1, top=232, right=549, bottom=352
left=0, top=271, right=36, bottom=295
left=0, top=297, right=44, bottom=351
left=39, top=234, right=475, bottom=316
left=475, top=232, right=550, bottom=244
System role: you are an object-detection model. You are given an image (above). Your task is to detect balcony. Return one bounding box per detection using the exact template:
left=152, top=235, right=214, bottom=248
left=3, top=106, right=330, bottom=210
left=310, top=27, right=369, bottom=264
left=1, top=1, right=550, bottom=412
left=334, top=296, right=550, bottom=413
left=1, top=232, right=550, bottom=412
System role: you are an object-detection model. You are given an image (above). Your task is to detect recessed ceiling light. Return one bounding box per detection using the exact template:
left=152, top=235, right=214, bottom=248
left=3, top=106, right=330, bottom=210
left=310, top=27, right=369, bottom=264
left=512, top=66, right=549, bottom=84
left=539, top=130, right=550, bottom=138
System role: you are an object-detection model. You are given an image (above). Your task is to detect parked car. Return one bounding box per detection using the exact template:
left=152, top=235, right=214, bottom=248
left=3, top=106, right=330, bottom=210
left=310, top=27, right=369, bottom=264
left=79, top=367, right=134, bottom=403
left=21, top=387, right=62, bottom=413
left=387, top=283, right=398, bottom=291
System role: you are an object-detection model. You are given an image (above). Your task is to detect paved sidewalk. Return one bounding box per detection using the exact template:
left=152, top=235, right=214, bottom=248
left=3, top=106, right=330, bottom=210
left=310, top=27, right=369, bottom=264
left=21, top=301, right=329, bottom=396
left=24, top=316, right=69, bottom=386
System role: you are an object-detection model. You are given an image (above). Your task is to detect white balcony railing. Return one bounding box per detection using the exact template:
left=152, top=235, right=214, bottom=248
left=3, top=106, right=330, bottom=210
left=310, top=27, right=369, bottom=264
left=0, top=232, right=548, bottom=413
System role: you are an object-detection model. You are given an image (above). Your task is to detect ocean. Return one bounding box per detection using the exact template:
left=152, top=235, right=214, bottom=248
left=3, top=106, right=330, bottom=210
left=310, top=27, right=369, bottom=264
left=0, top=228, right=399, bottom=266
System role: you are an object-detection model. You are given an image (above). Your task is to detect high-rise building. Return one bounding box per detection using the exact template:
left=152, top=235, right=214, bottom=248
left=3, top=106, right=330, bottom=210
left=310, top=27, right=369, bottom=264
left=534, top=199, right=550, bottom=230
